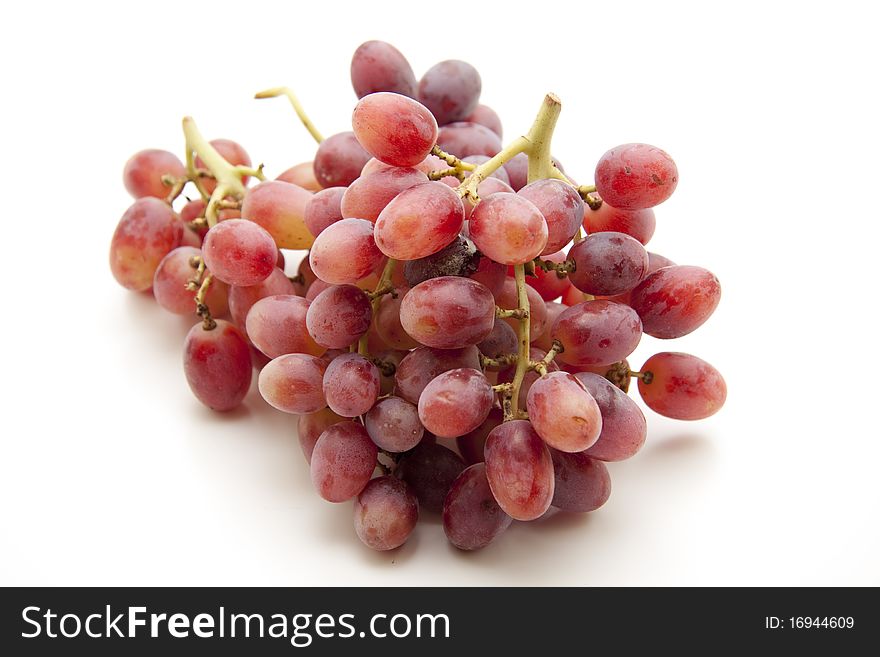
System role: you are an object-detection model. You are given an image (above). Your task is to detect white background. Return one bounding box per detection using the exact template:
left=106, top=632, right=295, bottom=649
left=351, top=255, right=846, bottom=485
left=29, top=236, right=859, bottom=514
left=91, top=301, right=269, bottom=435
left=2, top=1, right=878, bottom=586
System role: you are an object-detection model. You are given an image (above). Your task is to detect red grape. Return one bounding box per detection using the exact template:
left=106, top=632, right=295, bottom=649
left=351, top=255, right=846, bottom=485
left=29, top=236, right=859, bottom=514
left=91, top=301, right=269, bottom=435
left=374, top=289, right=420, bottom=350
left=531, top=301, right=567, bottom=352
left=354, top=476, right=419, bottom=550
left=495, top=277, right=548, bottom=340
left=574, top=372, right=647, bottom=461
left=638, top=352, right=726, bottom=420
left=153, top=246, right=228, bottom=316
left=394, top=346, right=481, bottom=404
left=629, top=265, right=721, bottom=339
left=309, top=218, right=384, bottom=284
left=110, top=198, right=184, bottom=291
left=310, top=421, right=377, bottom=502
left=313, top=132, right=371, bottom=188
left=397, top=442, right=465, bottom=513
left=594, top=143, right=678, bottom=210
left=323, top=353, right=380, bottom=417
left=364, top=396, right=424, bottom=453
left=477, top=318, right=518, bottom=359
left=504, top=153, right=529, bottom=191
left=183, top=320, right=252, bottom=411
left=303, top=186, right=345, bottom=237
left=568, top=231, right=649, bottom=296
left=418, top=60, right=481, bottom=125
left=443, top=463, right=512, bottom=550
left=517, top=179, right=583, bottom=255
left=352, top=93, right=438, bottom=167
left=469, top=193, right=548, bottom=265
left=529, top=251, right=572, bottom=301
left=583, top=202, right=656, bottom=245
left=484, top=420, right=554, bottom=521
left=456, top=408, right=503, bottom=465
left=258, top=353, right=327, bottom=414
left=350, top=41, right=417, bottom=99
left=297, top=408, right=345, bottom=464
left=436, top=122, right=501, bottom=158
left=418, top=368, right=494, bottom=438
left=123, top=149, right=185, bottom=199
left=550, top=450, right=612, bottom=513
left=241, top=180, right=313, bottom=250
left=277, top=161, right=322, bottom=192
left=469, top=257, right=506, bottom=297
left=305, top=284, right=372, bottom=349
left=399, top=276, right=495, bottom=348
left=527, top=371, right=602, bottom=452
left=374, top=182, right=464, bottom=260
left=340, top=167, right=427, bottom=222
left=202, top=219, right=277, bottom=287
left=228, top=267, right=296, bottom=332
left=245, top=294, right=324, bottom=358
left=552, top=300, right=642, bottom=366
left=463, top=104, right=502, bottom=138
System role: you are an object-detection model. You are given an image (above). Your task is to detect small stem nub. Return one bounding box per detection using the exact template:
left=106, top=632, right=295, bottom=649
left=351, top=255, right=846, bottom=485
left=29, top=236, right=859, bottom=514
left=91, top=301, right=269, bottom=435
left=187, top=255, right=216, bottom=330
left=534, top=256, right=576, bottom=278
left=629, top=370, right=653, bottom=384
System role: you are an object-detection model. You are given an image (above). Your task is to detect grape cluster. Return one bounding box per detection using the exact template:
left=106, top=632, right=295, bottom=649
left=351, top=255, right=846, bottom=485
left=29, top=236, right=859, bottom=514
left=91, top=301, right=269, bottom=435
left=109, top=40, right=726, bottom=552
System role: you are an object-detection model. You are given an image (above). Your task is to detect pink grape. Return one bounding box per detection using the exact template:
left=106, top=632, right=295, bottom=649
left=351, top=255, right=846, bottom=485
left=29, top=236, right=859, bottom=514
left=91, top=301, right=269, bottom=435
left=463, top=104, right=502, bottom=138
left=350, top=41, right=417, bottom=99
left=531, top=301, right=567, bottom=352
left=495, top=277, right=548, bottom=340
left=309, top=218, right=384, bottom=284
left=550, top=450, right=612, bottom=513
left=638, top=352, right=727, bottom=420
left=305, top=278, right=332, bottom=302
left=594, top=143, right=678, bottom=210
left=394, top=346, right=481, bottom=404
left=310, top=421, right=377, bottom=503
left=418, top=368, right=494, bottom=438
left=629, top=265, right=721, bottom=339
left=354, top=476, right=419, bottom=550
left=240, top=180, right=313, bottom=250
left=477, top=318, right=518, bottom=359
left=374, top=182, right=464, bottom=260
left=297, top=408, right=345, bottom=464
left=484, top=420, right=554, bottom=521
left=529, top=251, right=573, bottom=301
left=323, top=353, right=380, bottom=417
left=436, top=122, right=501, bottom=158
left=504, top=153, right=529, bottom=191
left=196, top=139, right=251, bottom=194
left=122, top=149, right=185, bottom=199
left=399, top=276, right=495, bottom=348
left=526, top=371, right=602, bottom=452
left=153, top=246, right=229, bottom=316
left=418, top=60, right=481, bottom=125
left=469, top=257, right=506, bottom=297
left=313, top=132, right=371, bottom=188
left=552, top=300, right=642, bottom=366
left=443, top=463, right=512, bottom=550
left=303, top=186, right=345, bottom=237
left=517, top=179, right=583, bottom=254
left=228, top=267, right=297, bottom=332
left=340, top=167, right=427, bottom=222
left=397, top=442, right=465, bottom=513
left=583, top=202, right=656, bottom=245
left=202, top=219, right=277, bottom=287
left=365, top=396, right=425, bottom=452
left=183, top=320, right=252, bottom=411
left=110, top=197, right=184, bottom=291
left=573, top=373, right=647, bottom=462
left=277, top=161, right=322, bottom=192
left=568, top=231, right=649, bottom=296
left=456, top=408, right=503, bottom=465
left=305, top=284, right=372, bottom=349
left=245, top=295, right=324, bottom=358
left=469, top=193, right=548, bottom=265
left=258, top=353, right=327, bottom=414
left=352, top=93, right=438, bottom=167
left=497, top=347, right=559, bottom=410
left=374, top=289, right=420, bottom=350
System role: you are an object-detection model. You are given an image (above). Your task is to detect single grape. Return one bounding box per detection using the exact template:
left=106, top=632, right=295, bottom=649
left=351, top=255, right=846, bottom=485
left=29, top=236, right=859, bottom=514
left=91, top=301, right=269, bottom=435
left=310, top=421, right=378, bottom=503
left=297, top=408, right=345, bottom=464
left=552, top=300, right=642, bottom=366
left=374, top=289, right=420, bottom=350
left=351, top=41, right=417, bottom=99
left=418, top=60, right=481, bottom=125
left=503, top=153, right=529, bottom=191
left=469, top=193, right=548, bottom=265
left=573, top=372, right=647, bottom=461
left=354, top=476, right=419, bottom=550
left=397, top=441, right=466, bottom=513
left=276, top=161, right=322, bottom=192
left=550, top=450, right=612, bottom=513
left=228, top=267, right=297, bottom=333
left=202, top=219, right=277, bottom=287
left=109, top=198, right=184, bottom=291
left=305, top=284, right=372, bottom=349
left=495, top=276, right=548, bottom=340
left=497, top=347, right=559, bottom=409
left=394, top=345, right=481, bottom=404
left=122, top=149, right=185, bottom=199
left=402, top=235, right=479, bottom=286
left=352, top=93, right=438, bottom=168
left=258, top=353, right=327, bottom=414
left=436, top=121, right=501, bottom=158
left=583, top=202, right=656, bottom=245
left=241, top=180, right=314, bottom=250
left=313, top=132, right=371, bottom=188
left=399, top=276, right=495, bottom=348
left=340, top=167, right=427, bottom=222
left=469, top=256, right=507, bottom=297
left=365, top=396, right=424, bottom=453
left=303, top=186, right=345, bottom=237
left=245, top=295, right=324, bottom=358
left=629, top=265, right=721, bottom=339
left=638, top=352, right=727, bottom=420
left=595, top=143, right=678, bottom=210
left=568, top=231, right=649, bottom=296
left=196, top=139, right=251, bottom=194
left=527, top=371, right=602, bottom=452
left=529, top=251, right=573, bottom=301
left=462, top=104, right=502, bottom=139
left=484, top=420, right=554, bottom=521
left=309, top=218, right=384, bottom=284
left=153, top=246, right=229, bottom=316
left=531, top=301, right=567, bottom=352
left=323, top=353, right=380, bottom=417
left=462, top=177, right=516, bottom=219
left=183, top=320, right=252, bottom=411
left=418, top=368, right=494, bottom=438
left=517, top=179, right=583, bottom=255
left=443, top=463, right=512, bottom=550
left=456, top=408, right=503, bottom=465
left=477, top=319, right=518, bottom=360
left=374, top=182, right=464, bottom=260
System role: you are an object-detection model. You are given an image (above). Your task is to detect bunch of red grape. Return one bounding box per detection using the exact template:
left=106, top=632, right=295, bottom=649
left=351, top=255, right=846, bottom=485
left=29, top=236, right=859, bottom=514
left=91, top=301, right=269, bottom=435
left=110, top=40, right=726, bottom=552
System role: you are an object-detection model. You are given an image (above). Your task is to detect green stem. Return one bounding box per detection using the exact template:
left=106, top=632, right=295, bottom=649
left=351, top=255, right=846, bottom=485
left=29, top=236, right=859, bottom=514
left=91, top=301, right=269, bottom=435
left=255, top=87, right=324, bottom=144
left=507, top=264, right=532, bottom=420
